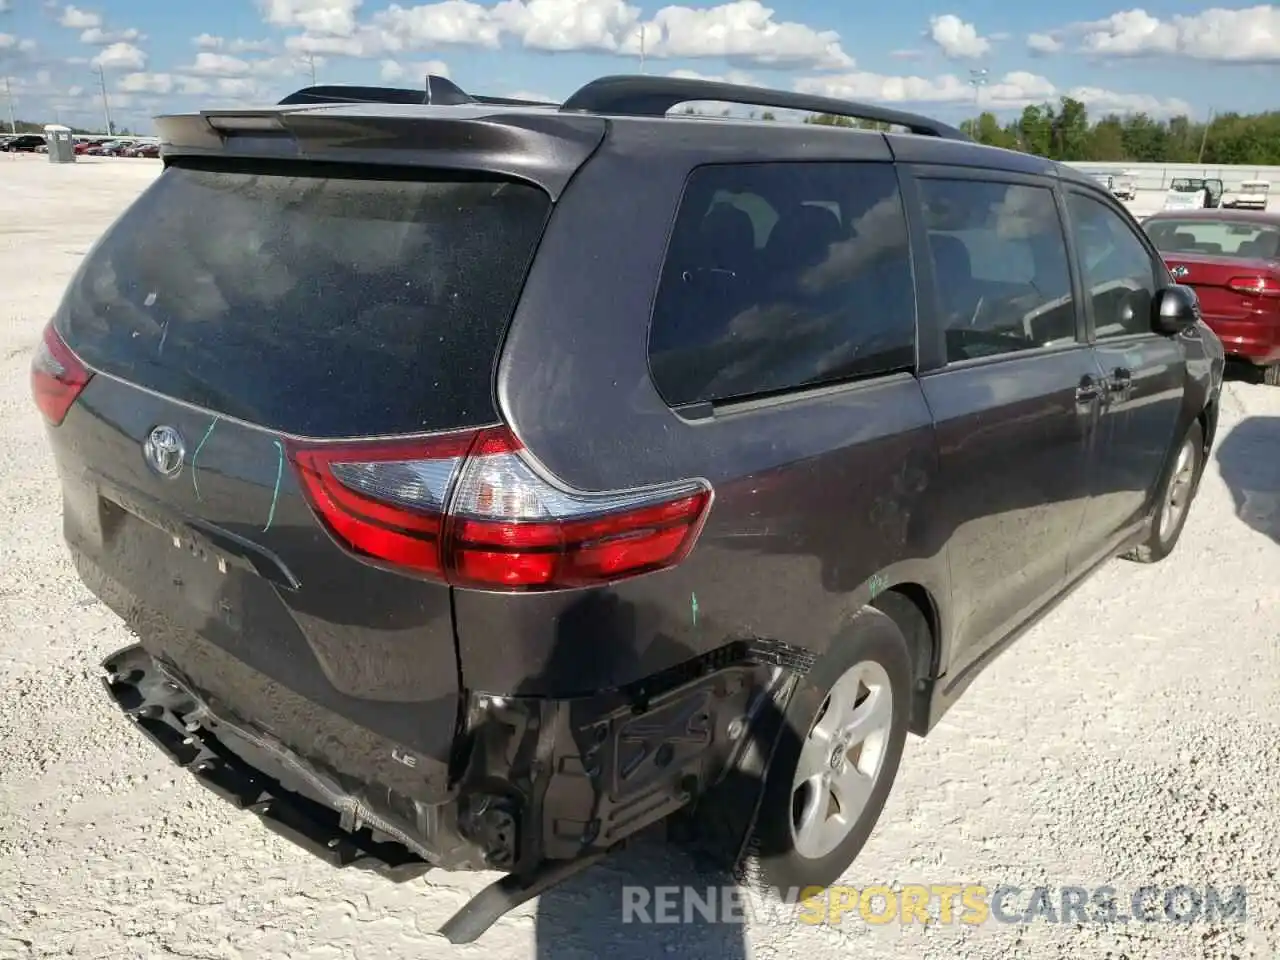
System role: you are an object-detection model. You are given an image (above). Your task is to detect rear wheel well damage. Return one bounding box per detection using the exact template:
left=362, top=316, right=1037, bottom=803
left=1198, top=399, right=1217, bottom=459
left=871, top=583, right=940, bottom=737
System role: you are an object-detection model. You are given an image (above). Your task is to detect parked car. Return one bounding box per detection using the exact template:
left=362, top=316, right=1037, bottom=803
left=1112, top=170, right=1140, bottom=201
left=133, top=142, right=160, bottom=158
left=1, top=133, right=46, bottom=152
left=1144, top=209, right=1280, bottom=384
left=32, top=74, right=1225, bottom=944
left=1163, top=177, right=1224, bottom=211
left=1222, top=179, right=1270, bottom=211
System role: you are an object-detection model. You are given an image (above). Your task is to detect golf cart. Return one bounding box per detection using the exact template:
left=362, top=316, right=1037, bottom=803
left=1112, top=170, right=1139, bottom=201
left=1223, top=179, right=1270, bottom=210
left=1162, top=177, right=1224, bottom=211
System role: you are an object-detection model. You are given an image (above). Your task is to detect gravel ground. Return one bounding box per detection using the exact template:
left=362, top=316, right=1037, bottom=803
left=1, top=156, right=1277, bottom=960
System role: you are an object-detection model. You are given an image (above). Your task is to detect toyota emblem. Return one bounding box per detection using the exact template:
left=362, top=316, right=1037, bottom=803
left=1171, top=264, right=1190, bottom=279
left=143, top=425, right=186, bottom=478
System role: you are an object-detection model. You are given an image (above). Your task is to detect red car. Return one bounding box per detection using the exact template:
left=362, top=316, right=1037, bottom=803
left=1143, top=209, right=1280, bottom=385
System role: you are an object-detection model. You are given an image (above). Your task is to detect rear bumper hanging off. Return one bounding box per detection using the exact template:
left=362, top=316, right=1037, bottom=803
left=99, top=640, right=791, bottom=941
left=101, top=644, right=435, bottom=882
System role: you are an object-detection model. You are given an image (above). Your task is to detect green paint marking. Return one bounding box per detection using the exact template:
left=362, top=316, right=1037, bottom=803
left=868, top=573, right=888, bottom=598
left=190, top=417, right=219, bottom=501
left=691, top=592, right=699, bottom=626
left=263, top=440, right=284, bottom=533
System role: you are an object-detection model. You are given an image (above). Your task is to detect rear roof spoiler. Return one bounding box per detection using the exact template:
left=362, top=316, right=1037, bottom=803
left=272, top=73, right=970, bottom=141
left=277, top=77, right=560, bottom=109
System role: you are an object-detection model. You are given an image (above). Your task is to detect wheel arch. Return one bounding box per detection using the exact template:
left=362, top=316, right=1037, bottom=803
left=870, top=581, right=942, bottom=737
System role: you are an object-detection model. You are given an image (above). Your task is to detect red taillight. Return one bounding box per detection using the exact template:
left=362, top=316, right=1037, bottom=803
left=1227, top=276, right=1280, bottom=298
left=30, top=322, right=92, bottom=426
left=286, top=426, right=713, bottom=591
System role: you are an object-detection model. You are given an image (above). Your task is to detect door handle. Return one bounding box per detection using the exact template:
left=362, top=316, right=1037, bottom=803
left=1108, top=368, right=1133, bottom=400
left=1075, top=377, right=1102, bottom=404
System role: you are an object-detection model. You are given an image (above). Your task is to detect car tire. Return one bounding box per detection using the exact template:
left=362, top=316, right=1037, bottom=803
left=737, top=606, right=912, bottom=895
left=1122, top=420, right=1204, bottom=564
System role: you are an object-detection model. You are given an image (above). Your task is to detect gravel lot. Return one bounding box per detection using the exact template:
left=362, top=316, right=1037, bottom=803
left=1, top=155, right=1278, bottom=960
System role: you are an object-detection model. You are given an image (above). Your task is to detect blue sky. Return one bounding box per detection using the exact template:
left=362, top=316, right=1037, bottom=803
left=1, top=0, right=1277, bottom=132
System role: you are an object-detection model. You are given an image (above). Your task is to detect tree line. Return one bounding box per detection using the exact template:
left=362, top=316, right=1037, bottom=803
left=804, top=101, right=1280, bottom=166
left=687, top=101, right=1280, bottom=166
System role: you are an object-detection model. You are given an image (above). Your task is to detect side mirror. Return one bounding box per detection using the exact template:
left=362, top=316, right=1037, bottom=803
left=1152, top=284, right=1200, bottom=336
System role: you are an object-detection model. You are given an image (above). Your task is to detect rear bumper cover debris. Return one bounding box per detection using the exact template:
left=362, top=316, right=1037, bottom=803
left=100, top=640, right=795, bottom=940
left=101, top=644, right=435, bottom=882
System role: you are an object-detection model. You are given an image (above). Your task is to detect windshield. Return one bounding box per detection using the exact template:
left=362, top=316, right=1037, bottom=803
left=1170, top=180, right=1202, bottom=192
left=1146, top=219, right=1280, bottom=258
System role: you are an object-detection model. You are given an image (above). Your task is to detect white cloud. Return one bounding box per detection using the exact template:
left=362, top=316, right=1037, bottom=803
left=117, top=72, right=177, bottom=94
left=928, top=14, right=992, bottom=59
left=259, top=0, right=363, bottom=36
left=57, top=4, right=100, bottom=28
left=795, top=69, right=1189, bottom=115
left=1069, top=5, right=1280, bottom=62
left=0, top=32, right=18, bottom=48
left=248, top=53, right=326, bottom=76
left=80, top=26, right=143, bottom=44
left=1027, top=32, right=1063, bottom=54
left=196, top=34, right=276, bottom=53
left=1065, top=85, right=1193, bottom=115
left=184, top=52, right=253, bottom=76
left=91, top=42, right=145, bottom=70
left=635, top=1, right=853, bottom=68
left=666, top=67, right=757, bottom=86
left=272, top=0, right=851, bottom=70
left=371, top=3, right=505, bottom=51
left=379, top=57, right=449, bottom=81
left=505, top=88, right=557, bottom=103
left=285, top=28, right=390, bottom=56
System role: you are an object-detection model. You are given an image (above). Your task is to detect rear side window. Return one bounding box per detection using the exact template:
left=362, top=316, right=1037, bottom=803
left=649, top=162, right=916, bottom=407
left=55, top=163, right=551, bottom=438
left=918, top=178, right=1076, bottom=362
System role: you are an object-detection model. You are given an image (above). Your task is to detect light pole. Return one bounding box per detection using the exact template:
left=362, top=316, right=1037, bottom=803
left=95, top=65, right=113, bottom=136
left=637, top=24, right=647, bottom=74
left=968, top=67, right=989, bottom=107
left=3, top=77, right=15, bottom=134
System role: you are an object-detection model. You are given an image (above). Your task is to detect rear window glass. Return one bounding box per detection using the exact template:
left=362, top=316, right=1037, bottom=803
left=55, top=163, right=551, bottom=437
left=1145, top=219, right=1280, bottom=259
left=649, top=162, right=917, bottom=408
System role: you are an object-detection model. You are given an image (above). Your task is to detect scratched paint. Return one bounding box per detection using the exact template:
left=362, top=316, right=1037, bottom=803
left=867, top=573, right=888, bottom=598
left=263, top=440, right=285, bottom=533
left=691, top=592, right=699, bottom=627
left=190, top=416, right=219, bottom=501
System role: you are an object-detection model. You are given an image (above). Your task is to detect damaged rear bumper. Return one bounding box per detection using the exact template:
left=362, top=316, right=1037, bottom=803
left=100, top=640, right=793, bottom=938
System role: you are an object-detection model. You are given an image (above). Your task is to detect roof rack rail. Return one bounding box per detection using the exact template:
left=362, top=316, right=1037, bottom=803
left=559, top=75, right=970, bottom=140
left=277, top=77, right=558, bottom=109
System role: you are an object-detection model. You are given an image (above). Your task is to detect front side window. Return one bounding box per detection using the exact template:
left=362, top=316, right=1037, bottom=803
left=649, top=162, right=917, bottom=407
left=1067, top=193, right=1159, bottom=340
left=918, top=178, right=1076, bottom=362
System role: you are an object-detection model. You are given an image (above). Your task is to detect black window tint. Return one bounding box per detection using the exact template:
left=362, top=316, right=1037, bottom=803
left=1067, top=193, right=1158, bottom=340
left=919, top=179, right=1076, bottom=363
left=55, top=163, right=551, bottom=438
left=649, top=162, right=916, bottom=407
